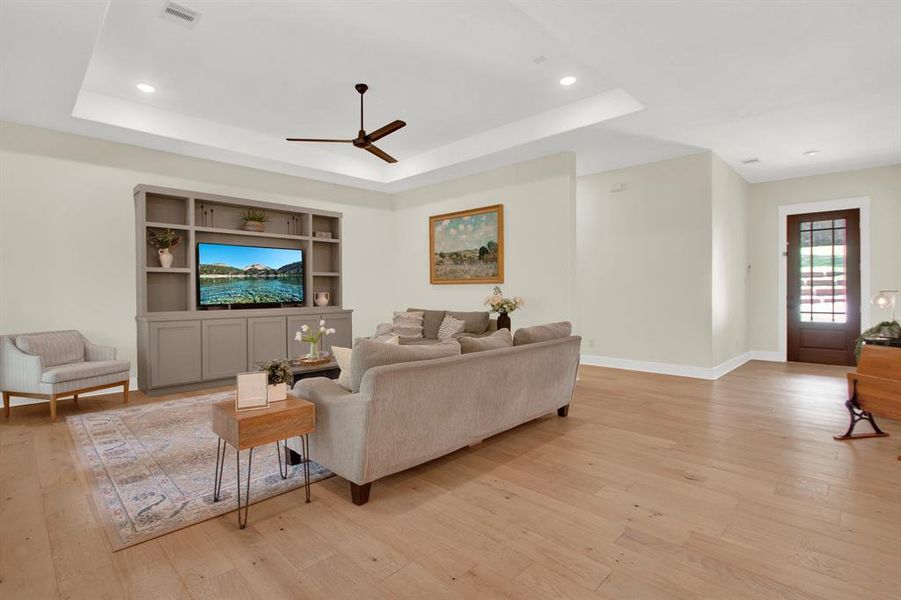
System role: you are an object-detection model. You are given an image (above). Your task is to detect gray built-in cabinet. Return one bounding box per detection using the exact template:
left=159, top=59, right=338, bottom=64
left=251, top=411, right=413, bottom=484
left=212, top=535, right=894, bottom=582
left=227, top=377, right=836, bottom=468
left=134, top=185, right=353, bottom=392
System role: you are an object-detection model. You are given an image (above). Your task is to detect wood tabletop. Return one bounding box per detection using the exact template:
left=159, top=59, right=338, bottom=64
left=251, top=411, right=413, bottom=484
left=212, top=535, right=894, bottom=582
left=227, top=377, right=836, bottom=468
left=211, top=393, right=315, bottom=450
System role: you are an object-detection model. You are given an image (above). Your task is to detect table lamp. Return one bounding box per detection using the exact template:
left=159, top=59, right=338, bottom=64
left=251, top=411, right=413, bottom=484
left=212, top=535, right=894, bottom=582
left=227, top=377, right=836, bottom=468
left=871, top=290, right=898, bottom=322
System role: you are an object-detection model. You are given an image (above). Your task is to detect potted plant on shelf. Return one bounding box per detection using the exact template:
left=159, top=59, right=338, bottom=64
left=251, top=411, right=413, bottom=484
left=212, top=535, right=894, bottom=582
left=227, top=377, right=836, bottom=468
left=295, top=320, right=336, bottom=363
left=241, top=209, right=269, bottom=232
left=147, top=228, right=182, bottom=268
left=260, top=359, right=291, bottom=402
left=484, top=286, right=524, bottom=330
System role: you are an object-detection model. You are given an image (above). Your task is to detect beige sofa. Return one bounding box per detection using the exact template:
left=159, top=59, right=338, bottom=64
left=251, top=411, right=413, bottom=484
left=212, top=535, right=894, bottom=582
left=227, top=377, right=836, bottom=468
left=387, top=308, right=498, bottom=345
left=294, top=324, right=580, bottom=504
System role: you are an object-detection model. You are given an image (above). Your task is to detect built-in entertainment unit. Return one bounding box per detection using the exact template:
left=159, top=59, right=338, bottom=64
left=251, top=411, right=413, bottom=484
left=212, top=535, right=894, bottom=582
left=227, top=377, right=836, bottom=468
left=197, top=243, right=304, bottom=308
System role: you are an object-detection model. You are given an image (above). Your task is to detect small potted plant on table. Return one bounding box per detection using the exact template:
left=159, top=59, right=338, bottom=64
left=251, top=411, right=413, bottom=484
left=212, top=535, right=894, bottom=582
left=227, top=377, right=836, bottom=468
left=148, top=228, right=182, bottom=268
left=242, top=209, right=269, bottom=232
left=484, top=286, right=524, bottom=330
left=261, top=359, right=291, bottom=402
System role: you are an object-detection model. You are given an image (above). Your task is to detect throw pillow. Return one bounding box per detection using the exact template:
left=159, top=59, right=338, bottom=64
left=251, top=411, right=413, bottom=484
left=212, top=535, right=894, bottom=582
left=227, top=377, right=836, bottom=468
left=447, top=311, right=490, bottom=334
left=406, top=308, right=447, bottom=339
left=332, top=346, right=353, bottom=391
left=392, top=311, right=424, bottom=339
left=436, top=315, right=466, bottom=340
left=459, top=328, right=514, bottom=354
left=348, top=339, right=460, bottom=392
left=513, top=321, right=573, bottom=346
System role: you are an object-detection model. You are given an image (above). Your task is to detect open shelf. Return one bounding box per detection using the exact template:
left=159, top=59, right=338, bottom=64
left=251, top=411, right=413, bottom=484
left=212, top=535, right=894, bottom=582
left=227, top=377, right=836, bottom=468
left=146, top=267, right=192, bottom=273
left=313, top=272, right=339, bottom=277
left=194, top=226, right=308, bottom=241
left=146, top=193, right=190, bottom=225
left=146, top=271, right=191, bottom=313
left=312, top=237, right=340, bottom=243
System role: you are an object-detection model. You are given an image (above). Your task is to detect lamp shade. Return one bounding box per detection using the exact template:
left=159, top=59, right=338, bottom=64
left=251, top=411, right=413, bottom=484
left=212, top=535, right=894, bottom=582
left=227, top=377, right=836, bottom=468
left=871, top=291, right=898, bottom=309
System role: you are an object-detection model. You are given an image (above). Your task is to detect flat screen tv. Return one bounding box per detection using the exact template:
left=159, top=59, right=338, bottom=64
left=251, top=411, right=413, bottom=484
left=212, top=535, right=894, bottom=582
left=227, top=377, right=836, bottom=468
left=197, top=243, right=303, bottom=308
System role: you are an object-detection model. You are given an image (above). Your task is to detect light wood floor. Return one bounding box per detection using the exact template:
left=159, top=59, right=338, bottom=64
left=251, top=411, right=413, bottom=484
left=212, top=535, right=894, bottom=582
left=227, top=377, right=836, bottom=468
left=2, top=361, right=901, bottom=599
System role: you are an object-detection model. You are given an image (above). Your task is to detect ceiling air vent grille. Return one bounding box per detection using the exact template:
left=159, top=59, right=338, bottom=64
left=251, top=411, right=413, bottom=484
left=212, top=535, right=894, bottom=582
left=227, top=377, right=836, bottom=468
left=161, top=2, right=200, bottom=28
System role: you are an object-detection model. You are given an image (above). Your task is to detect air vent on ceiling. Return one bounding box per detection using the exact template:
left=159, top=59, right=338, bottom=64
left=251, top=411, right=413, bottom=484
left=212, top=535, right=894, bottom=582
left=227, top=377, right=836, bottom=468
left=161, top=2, right=200, bottom=28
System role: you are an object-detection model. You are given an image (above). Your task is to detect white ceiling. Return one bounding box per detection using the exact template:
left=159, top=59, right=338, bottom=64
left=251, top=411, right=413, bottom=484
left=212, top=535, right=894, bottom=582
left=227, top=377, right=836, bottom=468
left=2, top=1, right=899, bottom=192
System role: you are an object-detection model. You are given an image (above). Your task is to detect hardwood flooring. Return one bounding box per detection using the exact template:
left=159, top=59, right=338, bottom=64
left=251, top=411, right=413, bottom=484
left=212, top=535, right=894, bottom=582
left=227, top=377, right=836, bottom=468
left=2, top=360, right=900, bottom=599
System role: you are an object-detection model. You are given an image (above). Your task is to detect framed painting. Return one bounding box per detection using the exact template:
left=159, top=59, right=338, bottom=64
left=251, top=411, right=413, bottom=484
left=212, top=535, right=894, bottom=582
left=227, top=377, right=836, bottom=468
left=430, top=204, right=504, bottom=284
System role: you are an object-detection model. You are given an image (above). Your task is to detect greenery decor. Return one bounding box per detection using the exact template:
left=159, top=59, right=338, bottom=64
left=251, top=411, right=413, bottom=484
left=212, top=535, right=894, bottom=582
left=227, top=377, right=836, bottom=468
left=484, top=286, right=524, bottom=315
left=147, top=228, right=182, bottom=250
left=241, top=209, right=269, bottom=223
left=260, top=359, right=291, bottom=385
left=855, top=320, right=901, bottom=362
left=295, top=319, right=336, bottom=360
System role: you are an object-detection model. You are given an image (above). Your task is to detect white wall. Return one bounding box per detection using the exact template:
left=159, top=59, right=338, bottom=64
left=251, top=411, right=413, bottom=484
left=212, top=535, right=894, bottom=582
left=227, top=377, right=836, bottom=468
left=576, top=152, right=715, bottom=368
left=390, top=153, right=577, bottom=329
left=0, top=122, right=395, bottom=377
left=711, top=154, right=750, bottom=365
left=747, top=164, right=901, bottom=353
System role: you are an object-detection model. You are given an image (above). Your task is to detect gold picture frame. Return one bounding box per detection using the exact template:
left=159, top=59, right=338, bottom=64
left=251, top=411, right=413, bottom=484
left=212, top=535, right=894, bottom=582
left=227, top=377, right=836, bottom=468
left=429, top=204, right=504, bottom=285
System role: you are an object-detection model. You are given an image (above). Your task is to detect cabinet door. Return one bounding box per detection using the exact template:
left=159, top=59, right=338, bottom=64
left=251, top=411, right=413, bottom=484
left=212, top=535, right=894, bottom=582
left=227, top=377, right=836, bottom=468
left=287, top=316, right=322, bottom=359
left=149, top=321, right=201, bottom=387
left=321, top=314, right=352, bottom=353
left=247, top=316, right=287, bottom=369
left=202, top=319, right=247, bottom=380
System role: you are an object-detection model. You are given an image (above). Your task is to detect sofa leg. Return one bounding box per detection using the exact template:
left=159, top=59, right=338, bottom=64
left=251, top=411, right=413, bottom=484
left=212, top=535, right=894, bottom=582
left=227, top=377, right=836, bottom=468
left=557, top=404, right=570, bottom=417
left=49, top=395, right=58, bottom=421
left=3, top=392, right=9, bottom=418
left=350, top=482, right=371, bottom=505
left=72, top=394, right=79, bottom=407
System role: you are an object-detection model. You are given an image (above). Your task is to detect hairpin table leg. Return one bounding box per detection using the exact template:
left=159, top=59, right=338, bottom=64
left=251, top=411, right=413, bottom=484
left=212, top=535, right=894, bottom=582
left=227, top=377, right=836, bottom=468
left=302, top=434, right=311, bottom=503
left=212, top=437, right=226, bottom=502
left=235, top=447, right=253, bottom=529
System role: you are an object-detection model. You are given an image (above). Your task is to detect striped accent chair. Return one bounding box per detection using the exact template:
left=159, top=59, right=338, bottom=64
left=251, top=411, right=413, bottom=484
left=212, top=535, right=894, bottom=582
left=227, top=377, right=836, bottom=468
left=0, top=330, right=130, bottom=420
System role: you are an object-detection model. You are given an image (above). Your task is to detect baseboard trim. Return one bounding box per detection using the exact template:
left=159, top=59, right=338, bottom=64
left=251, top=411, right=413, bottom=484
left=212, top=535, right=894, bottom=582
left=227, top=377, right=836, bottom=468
left=580, top=352, right=759, bottom=381
left=748, top=350, right=784, bottom=362
left=7, top=376, right=138, bottom=408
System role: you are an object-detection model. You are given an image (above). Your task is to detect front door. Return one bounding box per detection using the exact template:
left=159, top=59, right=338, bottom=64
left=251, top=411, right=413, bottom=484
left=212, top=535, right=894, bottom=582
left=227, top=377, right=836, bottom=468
left=787, top=209, right=860, bottom=366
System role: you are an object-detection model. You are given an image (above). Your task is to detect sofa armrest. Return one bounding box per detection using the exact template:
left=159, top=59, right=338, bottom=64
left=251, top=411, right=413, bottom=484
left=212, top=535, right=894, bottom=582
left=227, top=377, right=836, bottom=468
left=0, top=336, right=43, bottom=393
left=292, top=377, right=370, bottom=483
left=84, top=341, right=117, bottom=362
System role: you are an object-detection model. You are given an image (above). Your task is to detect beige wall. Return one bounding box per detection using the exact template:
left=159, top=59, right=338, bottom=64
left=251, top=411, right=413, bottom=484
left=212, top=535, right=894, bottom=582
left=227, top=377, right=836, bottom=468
left=0, top=123, right=395, bottom=376
left=747, top=164, right=901, bottom=353
left=390, top=153, right=577, bottom=330
left=711, top=154, right=750, bottom=365
left=576, top=153, right=715, bottom=368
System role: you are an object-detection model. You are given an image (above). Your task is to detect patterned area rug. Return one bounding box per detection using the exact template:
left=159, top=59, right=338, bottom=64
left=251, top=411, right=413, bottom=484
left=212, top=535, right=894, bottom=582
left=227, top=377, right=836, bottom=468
left=67, top=391, right=331, bottom=550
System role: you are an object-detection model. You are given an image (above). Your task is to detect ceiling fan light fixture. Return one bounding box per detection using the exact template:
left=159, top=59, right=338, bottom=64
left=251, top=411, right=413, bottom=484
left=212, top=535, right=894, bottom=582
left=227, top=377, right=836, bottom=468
left=559, top=75, right=577, bottom=86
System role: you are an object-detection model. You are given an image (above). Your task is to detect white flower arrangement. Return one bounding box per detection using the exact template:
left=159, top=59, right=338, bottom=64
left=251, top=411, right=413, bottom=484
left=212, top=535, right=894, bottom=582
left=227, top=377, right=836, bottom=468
left=295, top=319, right=336, bottom=345
left=484, top=286, right=524, bottom=314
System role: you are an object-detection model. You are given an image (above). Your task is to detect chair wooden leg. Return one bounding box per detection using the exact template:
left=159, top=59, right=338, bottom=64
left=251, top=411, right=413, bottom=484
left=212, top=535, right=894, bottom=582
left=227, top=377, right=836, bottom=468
left=72, top=394, right=79, bottom=407
left=3, top=392, right=9, bottom=418
left=350, top=482, right=372, bottom=505
left=123, top=380, right=130, bottom=404
left=557, top=404, right=570, bottom=417
left=49, top=395, right=58, bottom=421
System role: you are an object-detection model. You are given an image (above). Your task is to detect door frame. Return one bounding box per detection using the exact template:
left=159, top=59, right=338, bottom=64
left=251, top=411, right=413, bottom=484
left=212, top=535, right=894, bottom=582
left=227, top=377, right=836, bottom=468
left=777, top=196, right=870, bottom=362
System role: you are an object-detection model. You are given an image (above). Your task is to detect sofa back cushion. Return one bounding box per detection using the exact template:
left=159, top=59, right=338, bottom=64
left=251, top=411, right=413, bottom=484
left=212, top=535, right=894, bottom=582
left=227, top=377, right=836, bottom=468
left=16, top=331, right=85, bottom=367
left=447, top=311, right=490, bottom=334
left=459, top=328, right=513, bottom=354
left=406, top=308, right=447, bottom=339
left=349, top=339, right=461, bottom=392
left=513, top=321, right=573, bottom=346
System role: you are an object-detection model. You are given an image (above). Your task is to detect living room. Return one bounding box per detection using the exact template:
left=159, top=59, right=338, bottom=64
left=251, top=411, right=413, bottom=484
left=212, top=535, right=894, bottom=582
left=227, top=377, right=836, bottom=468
left=2, top=1, right=900, bottom=599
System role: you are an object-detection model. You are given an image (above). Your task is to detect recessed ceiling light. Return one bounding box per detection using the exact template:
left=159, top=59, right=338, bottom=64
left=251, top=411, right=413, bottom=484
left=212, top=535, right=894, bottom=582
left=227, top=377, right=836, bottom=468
left=742, top=157, right=760, bottom=164
left=803, top=149, right=820, bottom=157
left=136, top=83, right=156, bottom=93
left=559, top=76, right=577, bottom=87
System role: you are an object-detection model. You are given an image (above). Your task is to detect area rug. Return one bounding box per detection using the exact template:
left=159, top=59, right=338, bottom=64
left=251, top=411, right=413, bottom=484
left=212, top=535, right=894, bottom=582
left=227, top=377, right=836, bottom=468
left=67, top=390, right=331, bottom=550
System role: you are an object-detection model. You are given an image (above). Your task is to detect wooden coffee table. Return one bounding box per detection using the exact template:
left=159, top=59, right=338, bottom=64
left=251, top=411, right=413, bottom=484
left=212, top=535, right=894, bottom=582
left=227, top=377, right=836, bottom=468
left=210, top=393, right=315, bottom=528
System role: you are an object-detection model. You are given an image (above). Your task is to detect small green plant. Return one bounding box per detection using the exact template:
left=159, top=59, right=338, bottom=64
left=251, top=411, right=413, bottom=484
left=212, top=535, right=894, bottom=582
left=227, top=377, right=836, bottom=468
left=147, top=228, right=182, bottom=249
left=855, top=320, right=901, bottom=362
left=242, top=209, right=269, bottom=223
left=260, top=359, right=291, bottom=385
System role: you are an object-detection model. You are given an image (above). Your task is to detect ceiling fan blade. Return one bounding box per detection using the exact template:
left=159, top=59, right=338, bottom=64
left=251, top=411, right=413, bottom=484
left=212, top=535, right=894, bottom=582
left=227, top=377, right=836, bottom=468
left=367, top=120, right=406, bottom=142
left=285, top=137, right=353, bottom=143
left=364, top=144, right=397, bottom=163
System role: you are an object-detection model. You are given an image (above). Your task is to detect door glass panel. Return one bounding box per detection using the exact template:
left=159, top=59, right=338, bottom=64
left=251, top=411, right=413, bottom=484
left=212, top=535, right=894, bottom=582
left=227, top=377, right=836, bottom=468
left=798, top=218, right=847, bottom=323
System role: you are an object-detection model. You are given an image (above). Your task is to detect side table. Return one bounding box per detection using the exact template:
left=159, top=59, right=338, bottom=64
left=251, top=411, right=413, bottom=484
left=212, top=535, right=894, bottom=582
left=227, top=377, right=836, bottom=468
left=210, top=393, right=315, bottom=528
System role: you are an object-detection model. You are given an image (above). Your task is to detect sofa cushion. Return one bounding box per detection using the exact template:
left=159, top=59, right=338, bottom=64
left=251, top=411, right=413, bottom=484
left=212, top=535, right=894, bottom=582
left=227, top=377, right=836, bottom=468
left=17, top=331, right=84, bottom=367
left=406, top=308, right=447, bottom=339
left=41, top=360, right=130, bottom=384
left=348, top=339, right=460, bottom=392
left=437, top=315, right=466, bottom=340
left=513, top=321, right=573, bottom=346
left=447, top=311, right=490, bottom=334
left=392, top=311, right=424, bottom=339
left=459, top=329, right=514, bottom=354
left=332, top=346, right=353, bottom=391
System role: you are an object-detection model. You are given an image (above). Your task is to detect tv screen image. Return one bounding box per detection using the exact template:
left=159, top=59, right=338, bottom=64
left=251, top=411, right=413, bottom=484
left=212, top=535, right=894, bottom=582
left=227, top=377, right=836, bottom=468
left=197, top=243, right=303, bottom=306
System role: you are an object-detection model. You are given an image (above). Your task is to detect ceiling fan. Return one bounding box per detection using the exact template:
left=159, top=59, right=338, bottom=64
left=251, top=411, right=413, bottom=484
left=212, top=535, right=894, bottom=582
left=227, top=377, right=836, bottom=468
left=286, top=83, right=406, bottom=163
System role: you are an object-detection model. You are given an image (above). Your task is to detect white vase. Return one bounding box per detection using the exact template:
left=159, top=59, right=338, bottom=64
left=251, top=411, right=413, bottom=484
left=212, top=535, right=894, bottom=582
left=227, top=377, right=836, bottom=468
left=315, top=292, right=330, bottom=307
left=158, top=248, right=174, bottom=268
left=267, top=382, right=287, bottom=402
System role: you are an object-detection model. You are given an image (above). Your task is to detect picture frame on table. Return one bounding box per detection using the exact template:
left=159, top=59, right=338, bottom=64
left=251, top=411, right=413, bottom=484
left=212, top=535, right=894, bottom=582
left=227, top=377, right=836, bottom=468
left=236, top=372, right=269, bottom=411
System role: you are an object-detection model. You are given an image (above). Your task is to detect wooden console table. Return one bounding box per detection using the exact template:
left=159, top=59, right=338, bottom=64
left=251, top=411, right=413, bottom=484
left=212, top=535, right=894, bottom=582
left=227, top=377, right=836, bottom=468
left=211, top=394, right=315, bottom=528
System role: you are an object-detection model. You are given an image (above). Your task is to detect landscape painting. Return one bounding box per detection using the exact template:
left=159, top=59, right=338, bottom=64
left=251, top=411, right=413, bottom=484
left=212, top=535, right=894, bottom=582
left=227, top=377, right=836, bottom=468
left=430, top=204, right=504, bottom=284
left=197, top=243, right=303, bottom=306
